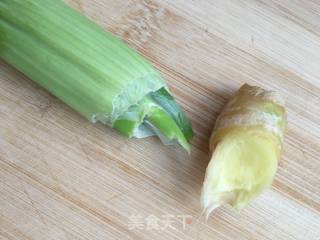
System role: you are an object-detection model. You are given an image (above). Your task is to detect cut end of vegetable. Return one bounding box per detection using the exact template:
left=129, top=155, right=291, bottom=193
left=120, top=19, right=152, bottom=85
left=201, top=84, right=286, bottom=216
left=202, top=129, right=278, bottom=215
left=113, top=87, right=192, bottom=152
left=145, top=106, right=191, bottom=152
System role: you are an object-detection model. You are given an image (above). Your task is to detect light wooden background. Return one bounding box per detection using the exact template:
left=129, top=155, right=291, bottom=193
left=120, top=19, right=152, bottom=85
left=1, top=0, right=320, bottom=239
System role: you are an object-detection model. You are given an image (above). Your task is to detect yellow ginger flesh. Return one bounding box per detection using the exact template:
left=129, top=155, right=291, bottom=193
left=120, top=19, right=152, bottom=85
left=202, top=84, right=286, bottom=216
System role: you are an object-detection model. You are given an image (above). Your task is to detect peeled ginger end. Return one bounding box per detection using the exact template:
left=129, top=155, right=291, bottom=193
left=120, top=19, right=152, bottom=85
left=201, top=130, right=278, bottom=216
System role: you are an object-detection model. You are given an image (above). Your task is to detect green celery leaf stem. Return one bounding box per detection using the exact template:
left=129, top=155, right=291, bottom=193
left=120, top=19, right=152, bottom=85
left=0, top=0, right=193, bottom=150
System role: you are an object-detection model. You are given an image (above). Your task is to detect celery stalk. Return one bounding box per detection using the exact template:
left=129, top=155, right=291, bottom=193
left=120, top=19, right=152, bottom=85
left=0, top=0, right=193, bottom=150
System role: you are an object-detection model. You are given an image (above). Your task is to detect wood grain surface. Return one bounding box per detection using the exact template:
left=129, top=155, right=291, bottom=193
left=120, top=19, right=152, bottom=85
left=1, top=0, right=320, bottom=239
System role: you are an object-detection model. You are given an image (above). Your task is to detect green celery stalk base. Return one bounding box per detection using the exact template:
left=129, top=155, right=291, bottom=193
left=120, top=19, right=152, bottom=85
left=0, top=0, right=193, bottom=150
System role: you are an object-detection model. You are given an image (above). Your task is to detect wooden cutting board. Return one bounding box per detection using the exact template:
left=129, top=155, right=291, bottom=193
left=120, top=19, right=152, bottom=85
left=0, top=1, right=319, bottom=239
